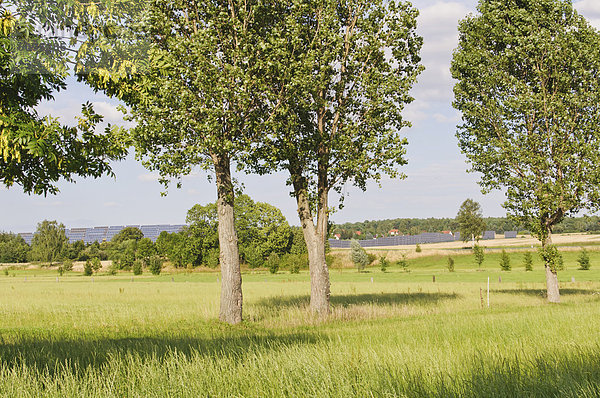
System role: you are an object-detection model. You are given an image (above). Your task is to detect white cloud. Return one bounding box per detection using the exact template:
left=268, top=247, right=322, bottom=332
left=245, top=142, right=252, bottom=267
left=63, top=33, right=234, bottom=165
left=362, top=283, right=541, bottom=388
left=138, top=173, right=160, bottom=182
left=574, top=0, right=600, bottom=29
left=91, top=101, right=126, bottom=124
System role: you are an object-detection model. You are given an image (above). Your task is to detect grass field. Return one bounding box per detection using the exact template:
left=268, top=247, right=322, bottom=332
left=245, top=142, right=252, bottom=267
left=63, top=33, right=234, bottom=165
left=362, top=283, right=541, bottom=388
left=1, top=248, right=600, bottom=397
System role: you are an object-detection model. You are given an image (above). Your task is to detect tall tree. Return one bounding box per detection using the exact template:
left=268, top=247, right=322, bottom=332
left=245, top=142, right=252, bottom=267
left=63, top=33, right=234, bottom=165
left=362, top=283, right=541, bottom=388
left=1, top=0, right=127, bottom=195
left=451, top=0, right=600, bottom=303
left=456, top=199, right=486, bottom=243
left=29, top=220, right=68, bottom=265
left=85, top=1, right=284, bottom=324
left=256, top=0, right=423, bottom=314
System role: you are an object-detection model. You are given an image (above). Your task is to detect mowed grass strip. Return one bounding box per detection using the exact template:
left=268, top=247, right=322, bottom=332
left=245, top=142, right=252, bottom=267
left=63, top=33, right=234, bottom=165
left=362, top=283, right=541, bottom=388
left=1, top=251, right=600, bottom=397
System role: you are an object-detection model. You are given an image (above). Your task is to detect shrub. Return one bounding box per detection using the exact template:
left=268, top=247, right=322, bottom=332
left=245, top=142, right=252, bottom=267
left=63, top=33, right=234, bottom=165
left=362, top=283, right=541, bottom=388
left=205, top=248, right=220, bottom=268
left=132, top=260, right=143, bottom=275
left=83, top=260, right=93, bottom=276
left=243, top=246, right=264, bottom=268
left=62, top=260, right=73, bottom=272
left=367, top=252, right=377, bottom=265
left=267, top=253, right=280, bottom=274
left=396, top=254, right=409, bottom=272
left=379, top=255, right=389, bottom=272
left=473, top=244, right=485, bottom=269
left=415, top=243, right=422, bottom=253
left=350, top=240, right=368, bottom=272
left=3, top=269, right=8, bottom=276
left=148, top=255, right=163, bottom=275
left=499, top=249, right=511, bottom=271
left=91, top=257, right=102, bottom=272
left=577, top=248, right=590, bottom=270
left=447, top=256, right=455, bottom=272
left=523, top=252, right=533, bottom=271
left=108, top=262, right=118, bottom=275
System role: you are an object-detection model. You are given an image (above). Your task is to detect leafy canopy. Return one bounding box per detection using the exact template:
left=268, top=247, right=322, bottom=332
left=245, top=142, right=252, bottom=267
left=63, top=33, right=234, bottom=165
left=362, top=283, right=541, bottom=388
left=451, top=0, right=600, bottom=242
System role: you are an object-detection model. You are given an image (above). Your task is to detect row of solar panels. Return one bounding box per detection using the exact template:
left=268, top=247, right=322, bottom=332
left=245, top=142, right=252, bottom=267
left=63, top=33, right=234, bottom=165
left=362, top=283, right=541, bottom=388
left=18, top=224, right=186, bottom=245
left=329, top=231, right=519, bottom=249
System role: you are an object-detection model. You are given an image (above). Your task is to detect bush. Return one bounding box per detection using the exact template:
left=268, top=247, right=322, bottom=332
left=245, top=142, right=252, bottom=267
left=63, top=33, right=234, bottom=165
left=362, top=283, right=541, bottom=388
left=3, top=269, right=8, bottom=276
left=577, top=248, right=590, bottom=270
left=499, top=249, right=511, bottom=271
left=83, top=260, right=93, bottom=276
left=367, top=252, right=377, bottom=265
left=108, top=262, right=118, bottom=275
left=350, top=240, right=368, bottom=272
left=379, top=255, right=389, bottom=272
left=132, top=259, right=143, bottom=275
left=396, top=254, right=409, bottom=272
left=415, top=243, right=422, bottom=253
left=243, top=246, right=264, bottom=268
left=523, top=252, right=533, bottom=271
left=281, top=253, right=305, bottom=274
left=267, top=253, right=280, bottom=274
left=447, top=256, right=455, bottom=272
left=205, top=248, right=220, bottom=268
left=148, top=255, right=163, bottom=275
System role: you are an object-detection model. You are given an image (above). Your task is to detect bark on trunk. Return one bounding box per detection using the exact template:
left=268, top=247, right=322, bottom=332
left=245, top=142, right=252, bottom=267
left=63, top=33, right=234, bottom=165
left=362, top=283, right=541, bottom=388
left=213, top=153, right=243, bottom=324
left=542, top=232, right=560, bottom=303
left=289, top=166, right=330, bottom=315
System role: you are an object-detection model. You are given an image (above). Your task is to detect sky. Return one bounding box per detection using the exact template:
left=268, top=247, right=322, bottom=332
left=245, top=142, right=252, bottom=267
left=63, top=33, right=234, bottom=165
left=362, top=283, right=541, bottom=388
left=2, top=0, right=600, bottom=233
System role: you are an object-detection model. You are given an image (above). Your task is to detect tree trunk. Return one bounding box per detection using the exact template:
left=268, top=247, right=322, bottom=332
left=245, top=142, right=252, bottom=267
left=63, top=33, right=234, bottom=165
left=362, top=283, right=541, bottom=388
left=213, top=153, right=243, bottom=324
left=289, top=165, right=330, bottom=315
left=542, top=231, right=560, bottom=303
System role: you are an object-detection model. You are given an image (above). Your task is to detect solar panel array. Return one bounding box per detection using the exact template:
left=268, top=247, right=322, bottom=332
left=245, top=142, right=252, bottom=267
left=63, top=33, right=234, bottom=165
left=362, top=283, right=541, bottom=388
left=504, top=231, right=518, bottom=239
left=482, top=230, right=496, bottom=240
left=19, top=224, right=186, bottom=245
left=329, top=232, right=456, bottom=249
left=453, top=232, right=461, bottom=241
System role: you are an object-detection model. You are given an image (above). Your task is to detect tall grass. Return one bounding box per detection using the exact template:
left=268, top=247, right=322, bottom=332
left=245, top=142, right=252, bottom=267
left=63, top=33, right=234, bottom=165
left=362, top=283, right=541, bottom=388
left=1, top=261, right=600, bottom=396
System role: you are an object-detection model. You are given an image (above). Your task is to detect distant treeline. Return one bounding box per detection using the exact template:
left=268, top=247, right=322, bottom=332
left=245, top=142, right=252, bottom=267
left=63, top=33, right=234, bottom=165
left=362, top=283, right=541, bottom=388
left=331, top=216, right=600, bottom=240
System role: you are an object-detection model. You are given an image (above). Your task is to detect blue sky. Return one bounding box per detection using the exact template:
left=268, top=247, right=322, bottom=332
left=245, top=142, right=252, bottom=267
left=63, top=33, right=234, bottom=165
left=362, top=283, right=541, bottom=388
left=3, top=0, right=600, bottom=233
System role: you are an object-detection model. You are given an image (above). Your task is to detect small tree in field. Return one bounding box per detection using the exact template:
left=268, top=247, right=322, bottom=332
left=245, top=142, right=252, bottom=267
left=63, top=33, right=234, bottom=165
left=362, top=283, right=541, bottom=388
left=379, top=256, right=390, bottom=272
left=350, top=240, right=368, bottom=272
left=415, top=244, right=422, bottom=253
left=524, top=252, right=533, bottom=272
left=452, top=0, right=600, bottom=303
left=132, top=260, right=143, bottom=276
left=473, top=244, right=485, bottom=269
left=499, top=249, right=511, bottom=271
left=91, top=257, right=102, bottom=273
left=577, top=248, right=590, bottom=270
left=148, top=256, right=163, bottom=275
left=456, top=199, right=486, bottom=243
left=83, top=260, right=93, bottom=276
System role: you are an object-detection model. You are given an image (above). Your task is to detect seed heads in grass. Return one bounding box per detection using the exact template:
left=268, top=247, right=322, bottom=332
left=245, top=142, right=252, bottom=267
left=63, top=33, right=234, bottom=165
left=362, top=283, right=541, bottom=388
left=379, top=255, right=389, bottom=272
left=523, top=252, right=533, bottom=271
left=133, top=259, right=143, bottom=275
left=499, top=249, right=511, bottom=271
left=415, top=243, right=422, bottom=253
left=83, top=259, right=93, bottom=276
left=148, top=255, right=163, bottom=275
left=447, top=256, right=455, bottom=272
left=577, top=248, right=591, bottom=270
left=473, top=244, right=484, bottom=269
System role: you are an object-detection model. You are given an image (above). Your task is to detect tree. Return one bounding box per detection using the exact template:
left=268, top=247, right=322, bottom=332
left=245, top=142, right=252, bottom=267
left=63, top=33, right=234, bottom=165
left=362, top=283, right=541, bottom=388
left=524, top=252, right=533, bottom=272
left=84, top=1, right=286, bottom=325
left=447, top=256, right=455, bottom=272
left=451, top=0, right=600, bottom=303
left=29, top=220, right=68, bottom=265
left=499, top=249, right=511, bottom=271
left=137, top=238, right=155, bottom=264
left=256, top=0, right=423, bottom=314
left=350, top=240, right=368, bottom=272
left=111, top=227, right=144, bottom=244
left=0, top=232, right=29, bottom=263
left=577, top=248, right=590, bottom=270
left=0, top=1, right=126, bottom=195
left=473, top=244, right=485, bottom=269
left=456, top=199, right=486, bottom=243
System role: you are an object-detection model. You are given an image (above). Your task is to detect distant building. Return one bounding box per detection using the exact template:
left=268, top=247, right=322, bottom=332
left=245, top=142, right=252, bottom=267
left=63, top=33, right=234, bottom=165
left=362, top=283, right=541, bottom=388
left=355, top=231, right=362, bottom=236
left=334, top=234, right=341, bottom=240
left=389, top=229, right=399, bottom=236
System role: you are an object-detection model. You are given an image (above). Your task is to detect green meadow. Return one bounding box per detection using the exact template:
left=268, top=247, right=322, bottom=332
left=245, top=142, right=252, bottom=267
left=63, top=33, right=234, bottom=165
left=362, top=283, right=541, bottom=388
left=1, top=249, right=600, bottom=397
